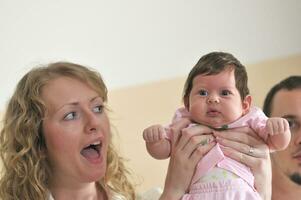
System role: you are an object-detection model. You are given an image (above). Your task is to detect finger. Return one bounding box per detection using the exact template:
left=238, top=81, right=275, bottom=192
left=184, top=124, right=213, bottom=136
left=216, top=126, right=260, bottom=139
left=278, top=120, right=285, bottom=133
left=217, top=137, right=266, bottom=158
left=214, top=127, right=263, bottom=147
left=153, top=127, right=160, bottom=141
left=220, top=146, right=253, bottom=166
left=142, top=131, right=147, bottom=141
left=178, top=125, right=213, bottom=150
left=182, top=134, right=215, bottom=158
left=169, top=118, right=191, bottom=147
left=190, top=142, right=216, bottom=163
left=221, top=145, right=269, bottom=170
left=158, top=126, right=166, bottom=140
left=272, top=120, right=278, bottom=135
left=147, top=128, right=153, bottom=142
left=266, top=120, right=274, bottom=135
left=284, top=119, right=289, bottom=132
left=143, top=130, right=151, bottom=141
left=150, top=128, right=155, bottom=141
left=276, top=120, right=283, bottom=134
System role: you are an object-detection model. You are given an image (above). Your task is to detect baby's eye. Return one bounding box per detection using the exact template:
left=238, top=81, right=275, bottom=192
left=199, top=90, right=208, bottom=96
left=93, top=105, right=104, bottom=113
left=64, top=112, right=77, bottom=121
left=286, top=118, right=300, bottom=132
left=221, top=90, right=231, bottom=96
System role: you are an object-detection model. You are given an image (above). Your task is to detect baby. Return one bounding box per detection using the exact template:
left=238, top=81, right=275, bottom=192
left=143, top=52, right=291, bottom=199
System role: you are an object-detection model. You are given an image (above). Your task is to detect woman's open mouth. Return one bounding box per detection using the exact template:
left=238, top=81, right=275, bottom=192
left=80, top=141, right=102, bottom=163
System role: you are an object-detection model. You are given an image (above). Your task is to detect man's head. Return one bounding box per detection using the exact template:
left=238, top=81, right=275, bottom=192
left=263, top=76, right=301, bottom=185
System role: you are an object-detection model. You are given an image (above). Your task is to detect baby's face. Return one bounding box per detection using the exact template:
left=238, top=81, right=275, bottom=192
left=188, top=68, right=250, bottom=128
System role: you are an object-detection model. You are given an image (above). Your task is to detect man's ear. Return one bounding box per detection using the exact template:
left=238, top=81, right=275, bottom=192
left=242, top=95, right=252, bottom=115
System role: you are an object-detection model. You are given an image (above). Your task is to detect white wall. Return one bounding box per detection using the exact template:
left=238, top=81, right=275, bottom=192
left=1, top=0, right=301, bottom=111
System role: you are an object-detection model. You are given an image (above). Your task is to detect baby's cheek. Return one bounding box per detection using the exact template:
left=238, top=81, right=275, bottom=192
left=189, top=108, right=204, bottom=123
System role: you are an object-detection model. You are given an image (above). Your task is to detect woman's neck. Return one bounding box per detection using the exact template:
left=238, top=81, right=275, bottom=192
left=49, top=177, right=105, bottom=200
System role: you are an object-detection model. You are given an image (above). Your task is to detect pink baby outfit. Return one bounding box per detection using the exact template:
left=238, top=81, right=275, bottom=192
left=165, top=107, right=268, bottom=200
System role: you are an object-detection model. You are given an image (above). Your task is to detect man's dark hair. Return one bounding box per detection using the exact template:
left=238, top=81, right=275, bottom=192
left=263, top=76, right=301, bottom=117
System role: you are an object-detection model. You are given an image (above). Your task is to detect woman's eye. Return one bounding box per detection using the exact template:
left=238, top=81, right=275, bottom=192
left=64, top=112, right=77, bottom=120
left=93, top=105, right=104, bottom=113
left=199, top=90, right=208, bottom=96
left=221, top=90, right=231, bottom=96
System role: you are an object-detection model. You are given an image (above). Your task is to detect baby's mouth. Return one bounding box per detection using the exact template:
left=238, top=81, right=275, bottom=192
left=80, top=141, right=102, bottom=160
left=207, top=109, right=220, bottom=116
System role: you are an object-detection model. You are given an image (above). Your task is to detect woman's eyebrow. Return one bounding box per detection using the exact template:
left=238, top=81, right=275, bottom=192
left=90, top=96, right=102, bottom=102
left=54, top=96, right=102, bottom=113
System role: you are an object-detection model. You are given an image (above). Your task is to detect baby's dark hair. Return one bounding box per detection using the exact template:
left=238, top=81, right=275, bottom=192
left=183, top=52, right=249, bottom=107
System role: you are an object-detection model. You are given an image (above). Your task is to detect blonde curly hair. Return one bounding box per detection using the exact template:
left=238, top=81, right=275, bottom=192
left=0, top=62, right=136, bottom=200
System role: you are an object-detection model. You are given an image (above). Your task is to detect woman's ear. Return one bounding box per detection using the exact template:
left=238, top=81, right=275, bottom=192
left=242, top=95, right=252, bottom=115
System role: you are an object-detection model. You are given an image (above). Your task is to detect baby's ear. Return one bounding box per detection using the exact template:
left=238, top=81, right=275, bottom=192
left=242, top=95, right=252, bottom=115
left=183, top=96, right=189, bottom=110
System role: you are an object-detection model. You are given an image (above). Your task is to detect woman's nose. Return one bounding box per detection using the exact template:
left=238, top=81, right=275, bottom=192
left=84, top=111, right=100, bottom=133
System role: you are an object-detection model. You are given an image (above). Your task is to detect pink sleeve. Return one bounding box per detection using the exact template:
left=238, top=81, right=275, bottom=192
left=228, top=107, right=269, bottom=141
left=171, top=107, right=190, bottom=123
left=165, top=107, right=190, bottom=140
left=247, top=107, right=269, bottom=141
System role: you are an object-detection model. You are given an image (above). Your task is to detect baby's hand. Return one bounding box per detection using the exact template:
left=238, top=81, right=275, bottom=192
left=266, top=117, right=289, bottom=136
left=143, top=124, right=166, bottom=143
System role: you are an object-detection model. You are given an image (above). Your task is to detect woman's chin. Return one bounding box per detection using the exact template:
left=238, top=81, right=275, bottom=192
left=82, top=164, right=107, bottom=183
left=84, top=171, right=106, bottom=183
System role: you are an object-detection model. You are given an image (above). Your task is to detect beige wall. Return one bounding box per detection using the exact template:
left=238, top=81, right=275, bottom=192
left=108, top=54, right=301, bottom=193
left=248, top=55, right=301, bottom=106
